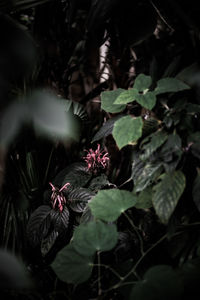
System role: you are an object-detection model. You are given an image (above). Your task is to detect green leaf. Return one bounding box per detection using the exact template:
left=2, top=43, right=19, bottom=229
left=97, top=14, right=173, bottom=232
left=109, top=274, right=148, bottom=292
left=155, top=78, right=190, bottom=95
left=89, top=189, right=137, bottom=222
left=92, top=115, right=123, bottom=143
left=142, top=117, right=159, bottom=137
left=101, top=89, right=126, bottom=113
left=134, top=187, right=153, bottom=209
left=88, top=174, right=111, bottom=192
left=130, top=265, right=183, bottom=300
left=134, top=162, right=163, bottom=192
left=113, top=116, right=143, bottom=149
left=51, top=244, right=93, bottom=284
left=114, top=89, right=138, bottom=105
left=152, top=171, right=186, bottom=224
left=73, top=220, right=118, bottom=255
left=133, top=74, right=152, bottom=91
left=134, top=91, right=157, bottom=110
left=140, top=131, right=168, bottom=161
left=192, top=172, right=200, bottom=212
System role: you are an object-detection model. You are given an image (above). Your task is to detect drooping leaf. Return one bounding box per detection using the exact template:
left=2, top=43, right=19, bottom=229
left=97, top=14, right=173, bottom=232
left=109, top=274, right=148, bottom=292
left=73, top=220, right=118, bottom=256
left=26, top=205, right=51, bottom=248
left=152, top=171, right=186, bottom=224
left=41, top=230, right=59, bottom=257
left=68, top=188, right=95, bottom=213
left=142, top=117, right=159, bottom=137
left=155, top=78, right=190, bottom=95
left=192, top=172, right=200, bottom=212
left=133, top=74, right=152, bottom=91
left=134, top=187, right=153, bottom=209
left=50, top=206, right=70, bottom=232
left=130, top=265, right=183, bottom=300
left=134, top=162, right=163, bottom=193
left=101, top=89, right=126, bottom=113
left=114, top=89, right=138, bottom=105
left=140, top=131, right=168, bottom=161
left=134, top=91, right=157, bottom=110
left=131, top=150, right=145, bottom=184
left=92, top=115, right=123, bottom=143
left=51, top=243, right=93, bottom=284
left=89, top=189, right=137, bottom=222
left=113, top=116, right=143, bottom=149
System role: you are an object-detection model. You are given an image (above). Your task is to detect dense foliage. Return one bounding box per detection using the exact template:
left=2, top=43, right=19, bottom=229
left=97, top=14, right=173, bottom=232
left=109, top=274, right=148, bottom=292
left=1, top=0, right=200, bottom=299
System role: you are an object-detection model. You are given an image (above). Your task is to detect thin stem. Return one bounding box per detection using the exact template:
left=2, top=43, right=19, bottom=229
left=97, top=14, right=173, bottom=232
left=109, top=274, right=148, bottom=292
left=123, top=211, right=144, bottom=255
left=92, top=263, right=123, bottom=281
left=97, top=251, right=102, bottom=296
left=43, top=146, right=54, bottom=186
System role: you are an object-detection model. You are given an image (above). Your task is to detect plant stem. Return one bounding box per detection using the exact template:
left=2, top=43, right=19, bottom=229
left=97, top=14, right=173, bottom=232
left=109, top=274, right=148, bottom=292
left=123, top=211, right=144, bottom=255
left=97, top=251, right=102, bottom=296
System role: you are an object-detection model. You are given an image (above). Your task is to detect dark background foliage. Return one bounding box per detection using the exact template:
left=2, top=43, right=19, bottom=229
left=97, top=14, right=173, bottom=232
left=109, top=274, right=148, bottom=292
left=1, top=0, right=200, bottom=299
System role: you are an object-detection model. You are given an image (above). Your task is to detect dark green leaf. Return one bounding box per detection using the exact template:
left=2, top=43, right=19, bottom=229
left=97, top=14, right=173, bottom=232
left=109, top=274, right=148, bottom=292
left=134, top=187, right=153, bottom=209
left=50, top=206, right=70, bottom=232
left=133, top=74, right=152, bottom=91
left=80, top=205, right=94, bottom=224
left=88, top=174, right=111, bottom=192
left=101, top=89, right=126, bottom=113
left=142, top=117, right=159, bottom=136
left=89, top=189, right=137, bottom=222
left=152, top=171, right=186, bottom=224
left=92, top=115, right=123, bottom=143
left=113, top=116, right=143, bottom=149
left=140, top=131, right=168, bottom=161
left=51, top=243, right=93, bottom=284
left=155, top=78, right=190, bottom=95
left=73, top=220, right=118, bottom=255
left=68, top=188, right=94, bottom=213
left=41, top=230, right=58, bottom=257
left=135, top=91, right=157, bottom=110
left=130, top=265, right=183, bottom=300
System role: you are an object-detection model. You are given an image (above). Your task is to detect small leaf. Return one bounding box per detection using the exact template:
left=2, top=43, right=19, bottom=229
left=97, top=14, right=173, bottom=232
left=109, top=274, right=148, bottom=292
left=92, top=115, right=123, bottom=143
left=192, top=173, right=200, bottom=212
left=134, top=91, right=157, bottom=110
left=73, top=220, right=118, bottom=255
left=114, top=89, right=138, bottom=105
left=51, top=243, right=93, bottom=284
left=152, top=171, right=186, bottom=224
left=113, top=116, right=143, bottom=149
left=101, top=89, right=126, bottom=113
left=155, top=78, right=190, bottom=95
left=89, top=189, right=137, bottom=222
left=88, top=174, right=111, bottom=192
left=140, top=131, right=168, bottom=161
left=133, top=74, right=152, bottom=91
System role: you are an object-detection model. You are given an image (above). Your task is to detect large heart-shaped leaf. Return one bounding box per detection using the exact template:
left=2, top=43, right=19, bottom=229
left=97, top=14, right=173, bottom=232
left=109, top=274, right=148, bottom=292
left=73, top=220, right=118, bottom=256
left=113, top=116, right=143, bottom=149
left=152, top=171, right=186, bottom=224
left=89, top=189, right=137, bottom=222
left=51, top=244, right=93, bottom=284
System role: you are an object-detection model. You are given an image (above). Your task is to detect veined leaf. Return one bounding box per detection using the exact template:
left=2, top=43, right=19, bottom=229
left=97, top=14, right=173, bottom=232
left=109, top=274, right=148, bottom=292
left=50, top=206, right=70, bottom=232
left=134, top=162, right=163, bottom=192
left=92, top=115, right=123, bottom=143
left=133, top=74, right=152, bottom=91
left=51, top=243, right=93, bottom=284
left=155, top=78, right=190, bottom=95
left=89, top=189, right=137, bottom=222
left=73, top=220, right=118, bottom=256
left=140, top=131, right=168, bottom=161
left=113, top=116, right=143, bottom=149
left=152, top=171, right=186, bottom=224
left=142, top=117, right=159, bottom=137
left=101, top=89, right=126, bottom=113
left=80, top=205, right=94, bottom=224
left=134, top=91, right=157, bottom=110
left=41, top=230, right=58, bottom=257
left=131, top=150, right=145, bottom=183
left=68, top=188, right=94, bottom=213
left=134, top=187, right=153, bottom=209
left=114, top=89, right=138, bottom=105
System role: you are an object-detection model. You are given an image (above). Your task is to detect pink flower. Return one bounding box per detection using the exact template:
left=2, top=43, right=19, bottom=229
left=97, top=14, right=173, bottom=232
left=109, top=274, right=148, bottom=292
left=83, top=144, right=109, bottom=174
left=49, top=182, right=70, bottom=212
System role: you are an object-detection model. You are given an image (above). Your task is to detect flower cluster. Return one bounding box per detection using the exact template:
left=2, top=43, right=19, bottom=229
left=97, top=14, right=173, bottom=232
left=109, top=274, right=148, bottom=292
left=49, top=182, right=70, bottom=212
left=83, top=144, right=109, bottom=174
